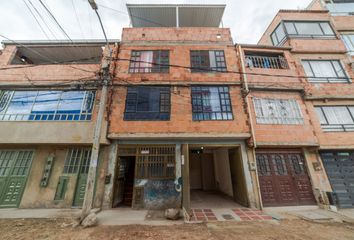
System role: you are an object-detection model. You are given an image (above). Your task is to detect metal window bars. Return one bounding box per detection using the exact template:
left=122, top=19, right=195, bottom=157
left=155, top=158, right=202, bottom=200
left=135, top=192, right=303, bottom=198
left=245, top=55, right=289, bottom=69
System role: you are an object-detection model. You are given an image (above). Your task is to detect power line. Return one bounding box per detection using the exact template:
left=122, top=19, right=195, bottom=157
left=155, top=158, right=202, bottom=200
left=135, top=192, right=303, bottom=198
left=22, top=0, right=50, bottom=40
left=38, top=0, right=72, bottom=41
left=71, top=0, right=85, bottom=39
left=28, top=0, right=58, bottom=40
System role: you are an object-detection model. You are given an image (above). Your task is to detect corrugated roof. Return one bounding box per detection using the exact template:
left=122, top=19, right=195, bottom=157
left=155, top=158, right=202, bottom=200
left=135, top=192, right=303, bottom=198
left=127, top=4, right=226, bottom=28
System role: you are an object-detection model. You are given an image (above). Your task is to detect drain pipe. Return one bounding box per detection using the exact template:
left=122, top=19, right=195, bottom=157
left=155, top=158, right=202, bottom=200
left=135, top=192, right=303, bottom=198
left=237, top=44, right=263, bottom=210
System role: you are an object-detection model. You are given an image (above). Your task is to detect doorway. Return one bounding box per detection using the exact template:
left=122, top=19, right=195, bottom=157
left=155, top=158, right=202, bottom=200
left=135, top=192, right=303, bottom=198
left=189, top=146, right=249, bottom=209
left=112, top=156, right=136, bottom=208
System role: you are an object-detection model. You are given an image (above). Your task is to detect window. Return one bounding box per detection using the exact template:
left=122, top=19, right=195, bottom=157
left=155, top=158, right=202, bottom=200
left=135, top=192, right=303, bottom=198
left=326, top=1, right=354, bottom=16
left=253, top=98, right=304, bottom=125
left=0, top=90, right=95, bottom=121
left=302, top=60, right=348, bottom=83
left=245, top=52, right=289, bottom=69
left=135, top=146, right=175, bottom=179
left=129, top=50, right=169, bottom=73
left=191, top=86, right=233, bottom=121
left=342, top=34, right=354, bottom=55
left=271, top=21, right=335, bottom=46
left=63, top=148, right=92, bottom=174
left=190, top=50, right=227, bottom=72
left=315, top=106, right=354, bottom=132
left=124, top=86, right=170, bottom=121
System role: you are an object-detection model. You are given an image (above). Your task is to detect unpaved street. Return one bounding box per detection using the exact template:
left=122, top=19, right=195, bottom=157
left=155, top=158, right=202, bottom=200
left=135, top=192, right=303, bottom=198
left=1, top=218, right=354, bottom=240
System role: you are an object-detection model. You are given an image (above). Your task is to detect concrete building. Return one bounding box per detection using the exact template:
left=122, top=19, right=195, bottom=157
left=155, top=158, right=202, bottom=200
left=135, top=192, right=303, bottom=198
left=0, top=1, right=353, bottom=217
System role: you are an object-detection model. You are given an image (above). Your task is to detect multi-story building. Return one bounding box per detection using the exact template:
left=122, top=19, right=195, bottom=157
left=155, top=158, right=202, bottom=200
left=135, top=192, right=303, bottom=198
left=257, top=0, right=354, bottom=209
left=0, top=40, right=116, bottom=208
left=0, top=1, right=353, bottom=217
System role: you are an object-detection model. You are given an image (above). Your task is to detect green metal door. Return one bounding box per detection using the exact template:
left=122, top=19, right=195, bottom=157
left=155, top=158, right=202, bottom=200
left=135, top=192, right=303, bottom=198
left=0, top=150, right=34, bottom=208
left=72, top=150, right=91, bottom=207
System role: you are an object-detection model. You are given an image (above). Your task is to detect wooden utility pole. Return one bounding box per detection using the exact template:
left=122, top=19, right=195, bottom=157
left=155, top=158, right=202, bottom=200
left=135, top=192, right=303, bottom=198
left=81, top=50, right=111, bottom=220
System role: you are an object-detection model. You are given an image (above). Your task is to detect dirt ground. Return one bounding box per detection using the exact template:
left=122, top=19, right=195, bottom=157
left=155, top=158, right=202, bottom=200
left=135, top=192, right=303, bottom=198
left=1, top=218, right=354, bottom=240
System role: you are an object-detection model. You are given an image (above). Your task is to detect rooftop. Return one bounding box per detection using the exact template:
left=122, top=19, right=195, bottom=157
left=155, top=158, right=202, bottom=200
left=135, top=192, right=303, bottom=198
left=126, top=4, right=226, bottom=28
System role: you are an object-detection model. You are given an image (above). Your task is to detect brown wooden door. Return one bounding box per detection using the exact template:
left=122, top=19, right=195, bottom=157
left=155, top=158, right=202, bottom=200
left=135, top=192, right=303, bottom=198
left=256, top=151, right=315, bottom=207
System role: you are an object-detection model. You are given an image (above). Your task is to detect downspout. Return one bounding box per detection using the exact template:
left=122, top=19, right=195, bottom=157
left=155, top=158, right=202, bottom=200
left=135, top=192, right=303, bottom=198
left=237, top=44, right=263, bottom=210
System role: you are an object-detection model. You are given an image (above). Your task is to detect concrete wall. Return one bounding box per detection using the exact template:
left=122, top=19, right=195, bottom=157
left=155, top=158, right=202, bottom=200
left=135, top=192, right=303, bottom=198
left=213, top=148, right=233, bottom=197
left=18, top=145, right=107, bottom=209
left=189, top=152, right=202, bottom=190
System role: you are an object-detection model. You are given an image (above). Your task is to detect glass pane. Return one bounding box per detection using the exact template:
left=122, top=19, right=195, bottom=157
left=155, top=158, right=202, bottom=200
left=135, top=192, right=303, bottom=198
left=284, top=22, right=297, bottom=34
left=323, top=107, right=354, bottom=124
left=309, top=61, right=336, bottom=77
left=58, top=91, right=84, bottom=114
left=342, top=35, right=354, bottom=52
left=6, top=91, right=37, bottom=116
left=140, top=51, right=153, bottom=71
left=275, top=24, right=286, bottom=42
left=332, top=61, right=346, bottom=77
left=32, top=91, right=60, bottom=114
left=302, top=61, right=314, bottom=77
left=271, top=32, right=278, bottom=45
left=294, top=22, right=323, bottom=35
left=315, top=107, right=327, bottom=124
left=320, top=22, right=334, bottom=35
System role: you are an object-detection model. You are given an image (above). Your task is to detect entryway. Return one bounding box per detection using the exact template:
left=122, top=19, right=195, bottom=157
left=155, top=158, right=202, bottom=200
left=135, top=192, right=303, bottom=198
left=321, top=151, right=354, bottom=209
left=0, top=150, right=34, bottom=208
left=189, top=146, right=250, bottom=209
left=112, top=156, right=136, bottom=208
left=256, top=150, right=316, bottom=207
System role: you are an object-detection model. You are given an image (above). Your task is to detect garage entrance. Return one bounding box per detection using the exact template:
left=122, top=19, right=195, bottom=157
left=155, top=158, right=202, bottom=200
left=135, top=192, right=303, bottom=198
left=256, top=150, right=316, bottom=207
left=321, top=151, right=354, bottom=209
left=0, top=150, right=34, bottom=208
left=189, top=146, right=249, bottom=209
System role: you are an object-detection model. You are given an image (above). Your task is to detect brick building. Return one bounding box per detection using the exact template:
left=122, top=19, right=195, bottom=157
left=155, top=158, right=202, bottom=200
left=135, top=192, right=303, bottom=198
left=0, top=2, right=353, bottom=216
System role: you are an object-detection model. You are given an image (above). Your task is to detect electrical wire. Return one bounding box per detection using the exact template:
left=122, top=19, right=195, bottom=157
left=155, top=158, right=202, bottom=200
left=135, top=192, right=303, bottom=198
left=22, top=0, right=50, bottom=40
left=71, top=0, right=86, bottom=39
left=38, top=0, right=72, bottom=41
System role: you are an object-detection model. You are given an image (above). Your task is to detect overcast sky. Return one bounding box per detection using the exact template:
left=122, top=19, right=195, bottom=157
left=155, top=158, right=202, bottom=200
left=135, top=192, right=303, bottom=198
left=0, top=0, right=312, bottom=45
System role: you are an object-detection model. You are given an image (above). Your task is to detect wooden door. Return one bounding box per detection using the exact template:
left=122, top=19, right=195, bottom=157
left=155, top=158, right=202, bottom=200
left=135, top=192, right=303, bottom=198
left=256, top=151, right=315, bottom=207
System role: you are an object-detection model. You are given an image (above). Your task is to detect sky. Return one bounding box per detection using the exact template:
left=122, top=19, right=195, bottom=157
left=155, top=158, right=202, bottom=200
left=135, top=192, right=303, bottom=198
left=0, top=0, right=312, bottom=45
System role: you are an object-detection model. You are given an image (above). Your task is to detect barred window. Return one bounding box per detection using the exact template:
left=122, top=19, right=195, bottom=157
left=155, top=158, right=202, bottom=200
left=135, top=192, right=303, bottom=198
left=63, top=148, right=92, bottom=174
left=315, top=106, right=354, bottom=132
left=191, top=86, right=233, bottom=121
left=124, top=86, right=170, bottom=121
left=302, top=60, right=348, bottom=83
left=253, top=98, right=304, bottom=125
left=129, top=50, right=169, bottom=73
left=190, top=50, right=227, bottom=72
left=135, top=146, right=175, bottom=179
left=0, top=91, right=95, bottom=121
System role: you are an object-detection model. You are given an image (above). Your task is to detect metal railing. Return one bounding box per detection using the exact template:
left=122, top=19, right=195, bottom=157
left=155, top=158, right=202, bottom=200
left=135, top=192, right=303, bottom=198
left=0, top=113, right=92, bottom=121
left=245, top=55, right=289, bottom=69
left=322, top=124, right=354, bottom=132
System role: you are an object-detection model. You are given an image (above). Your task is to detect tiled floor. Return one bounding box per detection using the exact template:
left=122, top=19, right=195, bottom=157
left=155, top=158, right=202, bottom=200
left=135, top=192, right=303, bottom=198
left=189, top=208, right=273, bottom=222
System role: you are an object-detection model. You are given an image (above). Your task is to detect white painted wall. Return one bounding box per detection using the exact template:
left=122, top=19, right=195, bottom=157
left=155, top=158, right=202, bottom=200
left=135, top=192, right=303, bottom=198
left=213, top=148, right=233, bottom=197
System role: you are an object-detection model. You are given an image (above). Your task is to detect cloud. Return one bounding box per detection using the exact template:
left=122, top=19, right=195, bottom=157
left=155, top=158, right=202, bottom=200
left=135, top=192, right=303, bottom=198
left=0, top=0, right=312, bottom=44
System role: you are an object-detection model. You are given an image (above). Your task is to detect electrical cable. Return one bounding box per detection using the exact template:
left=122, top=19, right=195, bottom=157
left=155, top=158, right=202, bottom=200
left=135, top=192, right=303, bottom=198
left=22, top=0, right=50, bottom=40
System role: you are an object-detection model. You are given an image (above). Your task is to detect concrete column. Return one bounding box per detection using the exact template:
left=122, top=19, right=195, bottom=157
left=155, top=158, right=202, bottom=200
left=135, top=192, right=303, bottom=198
left=240, top=142, right=257, bottom=208
left=102, top=141, right=118, bottom=209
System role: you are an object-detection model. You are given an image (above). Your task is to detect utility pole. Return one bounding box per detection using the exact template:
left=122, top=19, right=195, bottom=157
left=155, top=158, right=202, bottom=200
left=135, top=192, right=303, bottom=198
left=81, top=0, right=112, bottom=220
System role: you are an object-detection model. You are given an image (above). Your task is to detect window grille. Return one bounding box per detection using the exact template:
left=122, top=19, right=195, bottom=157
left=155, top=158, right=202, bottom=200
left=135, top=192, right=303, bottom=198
left=191, top=86, right=233, bottom=121
left=124, top=86, right=171, bottom=121
left=245, top=52, right=289, bottom=69
left=129, top=50, right=169, bottom=73
left=0, top=90, right=95, bottom=121
left=63, top=148, right=92, bottom=174
left=0, top=150, right=33, bottom=177
left=135, top=146, right=175, bottom=179
left=190, top=50, right=227, bottom=72
left=302, top=60, right=348, bottom=83
left=0, top=151, right=16, bottom=177
left=253, top=98, right=304, bottom=125
left=315, top=106, right=354, bottom=132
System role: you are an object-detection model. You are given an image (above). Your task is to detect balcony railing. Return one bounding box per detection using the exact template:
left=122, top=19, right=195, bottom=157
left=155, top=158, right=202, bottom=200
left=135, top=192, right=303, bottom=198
left=245, top=55, right=289, bottom=69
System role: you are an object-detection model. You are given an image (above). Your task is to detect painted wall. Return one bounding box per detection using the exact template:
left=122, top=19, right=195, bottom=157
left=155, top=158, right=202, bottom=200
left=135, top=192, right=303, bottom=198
left=213, top=148, right=233, bottom=197
left=189, top=153, right=202, bottom=190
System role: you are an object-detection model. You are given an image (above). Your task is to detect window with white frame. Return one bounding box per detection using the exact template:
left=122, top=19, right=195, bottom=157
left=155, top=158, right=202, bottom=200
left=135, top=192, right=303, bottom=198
left=315, top=106, right=354, bottom=132
left=253, top=98, right=304, bottom=125
left=0, top=90, right=95, bottom=121
left=302, top=60, right=348, bottom=83
left=342, top=34, right=354, bottom=55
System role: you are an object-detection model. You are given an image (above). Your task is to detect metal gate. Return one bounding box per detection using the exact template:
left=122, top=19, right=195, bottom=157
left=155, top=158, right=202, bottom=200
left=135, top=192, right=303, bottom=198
left=321, top=151, right=354, bottom=208
left=0, top=150, right=34, bottom=208
left=256, top=151, right=315, bottom=207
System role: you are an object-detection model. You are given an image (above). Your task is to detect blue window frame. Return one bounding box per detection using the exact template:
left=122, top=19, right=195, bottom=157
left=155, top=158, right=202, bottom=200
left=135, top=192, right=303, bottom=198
left=191, top=86, right=233, bottom=121
left=124, top=86, right=170, bottom=121
left=0, top=90, right=95, bottom=121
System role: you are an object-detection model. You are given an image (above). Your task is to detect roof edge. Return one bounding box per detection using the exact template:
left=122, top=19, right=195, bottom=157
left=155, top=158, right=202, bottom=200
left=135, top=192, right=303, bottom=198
left=2, top=39, right=120, bottom=46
